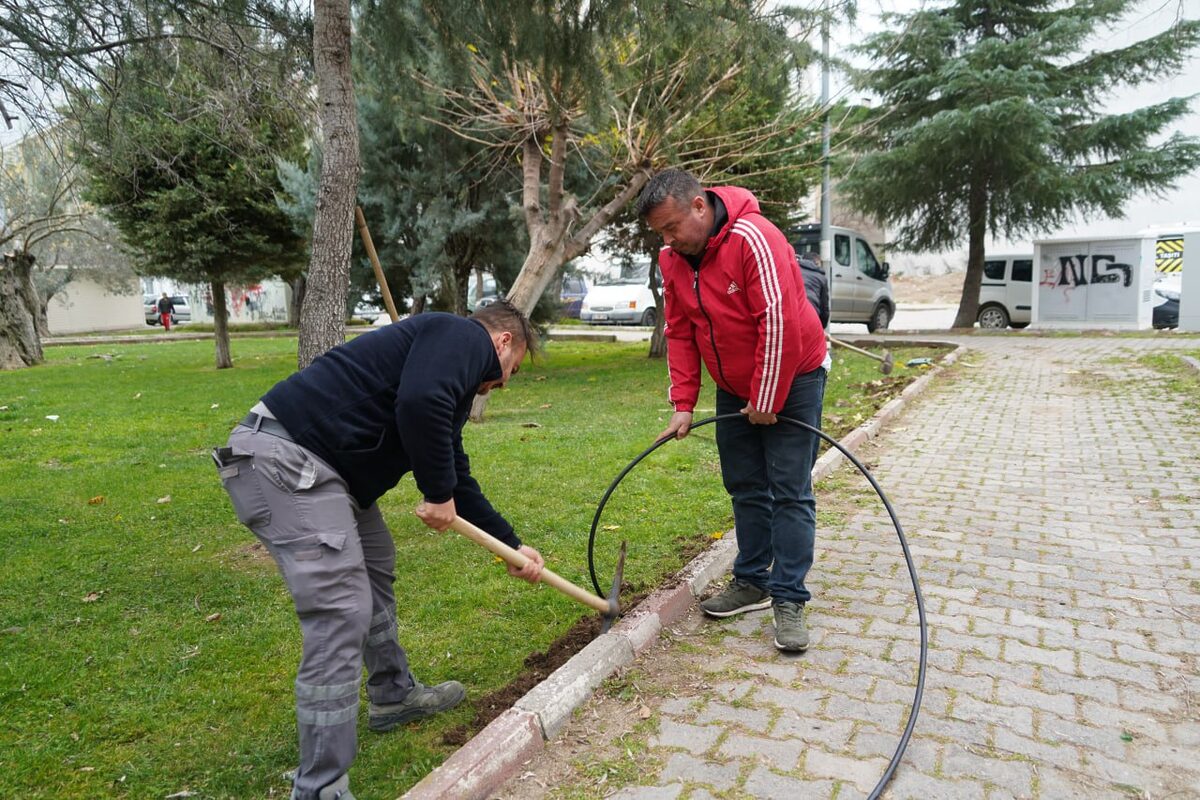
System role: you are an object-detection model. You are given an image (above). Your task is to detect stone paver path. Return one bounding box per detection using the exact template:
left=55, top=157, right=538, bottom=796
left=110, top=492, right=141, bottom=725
left=496, top=336, right=1200, bottom=800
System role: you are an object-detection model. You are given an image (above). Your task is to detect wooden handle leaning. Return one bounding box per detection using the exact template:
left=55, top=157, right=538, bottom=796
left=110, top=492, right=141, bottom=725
left=354, top=206, right=400, bottom=323
left=448, top=516, right=611, bottom=614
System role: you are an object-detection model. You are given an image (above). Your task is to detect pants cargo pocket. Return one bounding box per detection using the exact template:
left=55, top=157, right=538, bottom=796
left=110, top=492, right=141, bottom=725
left=215, top=447, right=272, bottom=529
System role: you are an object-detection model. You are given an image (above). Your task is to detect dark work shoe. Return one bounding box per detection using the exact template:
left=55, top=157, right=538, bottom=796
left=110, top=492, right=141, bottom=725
left=772, top=600, right=809, bottom=652
left=700, top=578, right=771, bottom=618
left=368, top=680, right=465, bottom=732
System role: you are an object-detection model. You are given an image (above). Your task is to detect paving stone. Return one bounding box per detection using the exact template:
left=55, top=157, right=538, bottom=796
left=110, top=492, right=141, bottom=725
left=1034, top=767, right=1132, bottom=800
left=743, top=766, right=835, bottom=800
left=753, top=684, right=829, bottom=711
left=951, top=694, right=1034, bottom=738
left=648, top=717, right=723, bottom=755
left=657, top=753, right=738, bottom=792
left=803, top=748, right=890, bottom=794
left=823, top=694, right=906, bottom=733
left=940, top=742, right=1034, bottom=797
left=770, top=713, right=854, bottom=748
left=1077, top=700, right=1169, bottom=742
left=1038, top=667, right=1119, bottom=704
left=881, top=768, right=986, bottom=800
left=694, top=700, right=771, bottom=733
left=851, top=728, right=939, bottom=773
left=1037, top=714, right=1128, bottom=758
left=1002, top=639, right=1076, bottom=673
left=995, top=679, right=1077, bottom=719
left=716, top=732, right=803, bottom=770
left=710, top=680, right=754, bottom=702
left=1077, top=653, right=1161, bottom=687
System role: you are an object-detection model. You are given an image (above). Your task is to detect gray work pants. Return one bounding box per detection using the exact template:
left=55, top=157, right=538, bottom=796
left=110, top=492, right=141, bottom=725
left=215, top=422, right=415, bottom=800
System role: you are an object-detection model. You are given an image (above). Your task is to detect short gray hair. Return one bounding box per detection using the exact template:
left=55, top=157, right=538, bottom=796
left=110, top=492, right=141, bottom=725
left=637, top=169, right=703, bottom=218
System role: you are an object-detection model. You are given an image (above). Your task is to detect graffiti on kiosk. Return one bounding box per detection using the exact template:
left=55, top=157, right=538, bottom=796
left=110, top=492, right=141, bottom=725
left=1040, top=255, right=1133, bottom=295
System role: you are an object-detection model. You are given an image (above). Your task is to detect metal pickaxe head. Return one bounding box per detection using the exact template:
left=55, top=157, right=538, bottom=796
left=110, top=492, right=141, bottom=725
left=881, top=351, right=894, bottom=375
left=600, top=540, right=627, bottom=634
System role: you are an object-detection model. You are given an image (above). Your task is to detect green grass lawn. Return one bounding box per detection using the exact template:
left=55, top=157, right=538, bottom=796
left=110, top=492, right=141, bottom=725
left=0, top=334, right=939, bottom=798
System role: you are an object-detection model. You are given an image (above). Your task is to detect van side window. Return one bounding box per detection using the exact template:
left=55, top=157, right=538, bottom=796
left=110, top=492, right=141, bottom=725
left=855, top=238, right=879, bottom=278
left=1011, top=260, right=1032, bottom=282
left=984, top=260, right=1006, bottom=280
left=834, top=235, right=851, bottom=267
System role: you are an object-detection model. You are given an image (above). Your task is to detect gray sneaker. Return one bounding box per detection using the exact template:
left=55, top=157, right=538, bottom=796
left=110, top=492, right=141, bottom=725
left=368, top=680, right=466, bottom=732
left=772, top=600, right=809, bottom=652
left=700, top=578, right=771, bottom=618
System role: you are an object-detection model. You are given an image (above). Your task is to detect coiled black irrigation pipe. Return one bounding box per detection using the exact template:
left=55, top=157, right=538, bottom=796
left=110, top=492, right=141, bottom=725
left=586, top=413, right=927, bottom=800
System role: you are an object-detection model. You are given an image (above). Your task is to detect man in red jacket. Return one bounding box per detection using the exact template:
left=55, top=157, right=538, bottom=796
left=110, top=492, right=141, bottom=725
left=638, top=169, right=827, bottom=652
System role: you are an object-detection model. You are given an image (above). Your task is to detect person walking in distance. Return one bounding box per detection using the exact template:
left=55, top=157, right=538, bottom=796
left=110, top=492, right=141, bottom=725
left=638, top=169, right=827, bottom=653
left=156, top=292, right=175, bottom=331
left=213, top=299, right=546, bottom=800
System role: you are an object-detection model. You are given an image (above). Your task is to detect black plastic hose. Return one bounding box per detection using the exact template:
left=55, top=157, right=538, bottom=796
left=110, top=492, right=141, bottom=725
left=585, top=413, right=926, bottom=800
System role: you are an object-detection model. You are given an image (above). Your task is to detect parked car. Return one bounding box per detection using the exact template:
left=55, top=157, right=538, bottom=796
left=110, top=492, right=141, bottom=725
left=144, top=294, right=192, bottom=326
left=1153, top=274, right=1181, bottom=329
left=789, top=224, right=894, bottom=332
left=560, top=274, right=588, bottom=318
left=352, top=299, right=383, bottom=324
left=976, top=254, right=1033, bottom=329
left=580, top=263, right=659, bottom=326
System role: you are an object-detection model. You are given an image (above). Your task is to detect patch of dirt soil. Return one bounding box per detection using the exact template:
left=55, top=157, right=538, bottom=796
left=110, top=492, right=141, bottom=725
left=891, top=270, right=965, bottom=305
left=441, top=589, right=649, bottom=746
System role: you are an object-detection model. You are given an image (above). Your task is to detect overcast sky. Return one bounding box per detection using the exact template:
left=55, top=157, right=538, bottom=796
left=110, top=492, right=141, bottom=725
left=820, top=0, right=1200, bottom=258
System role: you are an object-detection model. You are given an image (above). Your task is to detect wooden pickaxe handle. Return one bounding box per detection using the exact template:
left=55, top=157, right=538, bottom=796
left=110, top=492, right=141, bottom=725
left=448, top=516, right=612, bottom=615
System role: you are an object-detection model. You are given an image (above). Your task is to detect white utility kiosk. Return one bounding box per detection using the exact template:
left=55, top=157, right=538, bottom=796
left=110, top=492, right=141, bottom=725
left=1032, top=234, right=1156, bottom=330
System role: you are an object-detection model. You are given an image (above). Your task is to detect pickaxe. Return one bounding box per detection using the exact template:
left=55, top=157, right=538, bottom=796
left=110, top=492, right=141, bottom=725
left=449, top=516, right=626, bottom=633
left=829, top=335, right=894, bottom=375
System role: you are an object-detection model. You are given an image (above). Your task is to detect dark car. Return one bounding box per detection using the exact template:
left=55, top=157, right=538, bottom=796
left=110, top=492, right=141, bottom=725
left=560, top=275, right=588, bottom=318
left=1152, top=277, right=1180, bottom=330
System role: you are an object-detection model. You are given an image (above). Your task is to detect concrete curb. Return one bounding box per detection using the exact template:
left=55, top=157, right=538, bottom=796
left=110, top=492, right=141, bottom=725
left=402, top=341, right=962, bottom=800
left=1182, top=355, right=1200, bottom=375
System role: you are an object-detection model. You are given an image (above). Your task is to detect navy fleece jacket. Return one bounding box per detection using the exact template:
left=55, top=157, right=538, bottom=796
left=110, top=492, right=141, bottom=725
left=262, top=313, right=519, bottom=547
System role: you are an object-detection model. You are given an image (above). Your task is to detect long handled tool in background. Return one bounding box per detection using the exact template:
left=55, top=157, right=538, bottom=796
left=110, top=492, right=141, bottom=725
left=829, top=335, right=894, bottom=375
left=449, top=516, right=626, bottom=634
left=355, top=206, right=400, bottom=324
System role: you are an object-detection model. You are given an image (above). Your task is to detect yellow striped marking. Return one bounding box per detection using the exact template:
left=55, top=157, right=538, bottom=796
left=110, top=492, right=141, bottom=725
left=1156, top=237, right=1183, bottom=273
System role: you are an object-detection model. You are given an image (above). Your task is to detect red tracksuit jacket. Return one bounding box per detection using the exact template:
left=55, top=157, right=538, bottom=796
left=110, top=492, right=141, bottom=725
left=660, top=186, right=827, bottom=414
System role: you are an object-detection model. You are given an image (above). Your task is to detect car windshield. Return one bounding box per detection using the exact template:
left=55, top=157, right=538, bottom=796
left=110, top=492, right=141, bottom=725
left=791, top=232, right=820, bottom=257
left=598, top=262, right=652, bottom=286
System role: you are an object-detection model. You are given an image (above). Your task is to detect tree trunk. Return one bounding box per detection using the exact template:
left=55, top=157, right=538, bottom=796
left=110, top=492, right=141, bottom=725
left=10, top=252, right=48, bottom=338
left=288, top=275, right=306, bottom=328
left=298, top=0, right=359, bottom=369
left=952, top=171, right=988, bottom=328
left=647, top=245, right=666, bottom=358
left=0, top=256, right=43, bottom=369
left=473, top=124, right=652, bottom=420
left=212, top=280, right=232, bottom=369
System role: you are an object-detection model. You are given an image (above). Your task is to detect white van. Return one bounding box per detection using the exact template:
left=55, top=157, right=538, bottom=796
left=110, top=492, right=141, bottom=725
left=977, top=255, right=1033, bottom=329
left=580, top=261, right=659, bottom=326
left=789, top=224, right=895, bottom=332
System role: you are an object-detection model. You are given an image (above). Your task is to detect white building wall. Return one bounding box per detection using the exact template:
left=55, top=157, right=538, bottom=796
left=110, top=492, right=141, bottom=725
left=47, top=273, right=143, bottom=334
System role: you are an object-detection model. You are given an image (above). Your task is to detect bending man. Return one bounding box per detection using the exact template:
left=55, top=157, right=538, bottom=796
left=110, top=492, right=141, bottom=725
left=214, top=299, right=544, bottom=800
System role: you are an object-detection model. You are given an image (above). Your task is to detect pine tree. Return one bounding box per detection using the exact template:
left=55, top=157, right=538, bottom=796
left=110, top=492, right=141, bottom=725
left=75, top=29, right=307, bottom=368
left=843, top=1, right=1200, bottom=328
